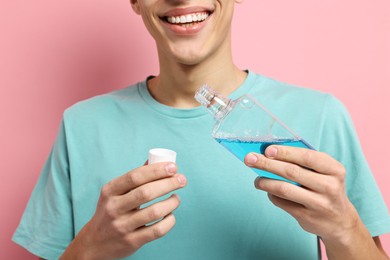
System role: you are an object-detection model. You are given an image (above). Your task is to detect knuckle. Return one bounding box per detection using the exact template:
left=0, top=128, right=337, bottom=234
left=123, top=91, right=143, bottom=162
left=322, top=180, right=338, bottom=196
left=151, top=225, right=166, bottom=239
left=325, top=179, right=345, bottom=200
left=321, top=153, right=346, bottom=179
left=277, top=146, right=289, bottom=160
left=316, top=199, right=334, bottom=216
left=148, top=207, right=164, bottom=221
left=285, top=164, right=301, bottom=180
left=124, top=235, right=142, bottom=250
left=278, top=182, right=291, bottom=197
left=126, top=172, right=138, bottom=187
left=134, top=188, right=151, bottom=203
left=104, top=198, right=119, bottom=218
left=302, top=149, right=314, bottom=166
left=111, top=219, right=126, bottom=235
left=100, top=183, right=112, bottom=199
left=336, top=163, right=346, bottom=179
left=257, top=156, right=270, bottom=170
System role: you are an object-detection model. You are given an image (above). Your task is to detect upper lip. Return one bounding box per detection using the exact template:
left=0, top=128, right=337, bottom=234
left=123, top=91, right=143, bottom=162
left=159, top=6, right=214, bottom=18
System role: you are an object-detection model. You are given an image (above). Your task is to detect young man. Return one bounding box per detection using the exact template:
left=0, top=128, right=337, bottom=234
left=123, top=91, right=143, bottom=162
left=13, top=1, right=390, bottom=259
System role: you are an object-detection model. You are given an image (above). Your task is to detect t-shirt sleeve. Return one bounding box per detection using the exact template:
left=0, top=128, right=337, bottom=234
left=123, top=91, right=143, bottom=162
left=318, top=95, right=390, bottom=237
left=12, top=119, right=74, bottom=259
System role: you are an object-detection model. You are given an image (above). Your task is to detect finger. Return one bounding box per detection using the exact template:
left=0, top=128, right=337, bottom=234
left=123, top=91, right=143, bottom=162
left=119, top=174, right=186, bottom=212
left=255, top=177, right=321, bottom=208
left=104, top=162, right=178, bottom=196
left=267, top=193, right=307, bottom=220
left=246, top=152, right=328, bottom=192
left=264, top=145, right=345, bottom=176
left=127, top=194, right=180, bottom=229
left=126, top=213, right=176, bottom=249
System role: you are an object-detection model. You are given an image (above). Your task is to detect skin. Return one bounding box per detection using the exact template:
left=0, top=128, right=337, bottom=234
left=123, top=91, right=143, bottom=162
left=54, top=0, right=389, bottom=259
left=60, top=162, right=187, bottom=259
left=244, top=146, right=389, bottom=259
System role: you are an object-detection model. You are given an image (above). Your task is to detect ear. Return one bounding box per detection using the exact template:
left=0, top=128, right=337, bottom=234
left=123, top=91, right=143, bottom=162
left=130, top=0, right=141, bottom=15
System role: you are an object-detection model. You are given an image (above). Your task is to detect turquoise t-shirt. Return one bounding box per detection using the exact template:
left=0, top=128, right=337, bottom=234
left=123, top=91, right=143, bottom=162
left=13, top=71, right=390, bottom=259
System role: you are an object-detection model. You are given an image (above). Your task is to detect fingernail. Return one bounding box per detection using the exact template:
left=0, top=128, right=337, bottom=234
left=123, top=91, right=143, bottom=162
left=246, top=153, right=258, bottom=165
left=254, top=177, right=265, bottom=189
left=165, top=163, right=177, bottom=174
left=265, top=146, right=277, bottom=158
left=254, top=177, right=261, bottom=188
left=177, top=174, right=187, bottom=186
left=172, top=193, right=180, bottom=202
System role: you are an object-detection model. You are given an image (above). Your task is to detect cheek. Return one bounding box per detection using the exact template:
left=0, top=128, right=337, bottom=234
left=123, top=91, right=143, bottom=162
left=138, top=10, right=160, bottom=37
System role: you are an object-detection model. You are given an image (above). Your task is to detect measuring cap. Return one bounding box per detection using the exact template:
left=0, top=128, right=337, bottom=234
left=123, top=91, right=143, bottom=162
left=148, top=148, right=177, bottom=164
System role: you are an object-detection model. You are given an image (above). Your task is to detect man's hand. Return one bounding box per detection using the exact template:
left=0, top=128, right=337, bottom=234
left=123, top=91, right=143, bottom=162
left=61, top=162, right=187, bottom=260
left=244, top=145, right=356, bottom=240
left=244, top=145, right=388, bottom=259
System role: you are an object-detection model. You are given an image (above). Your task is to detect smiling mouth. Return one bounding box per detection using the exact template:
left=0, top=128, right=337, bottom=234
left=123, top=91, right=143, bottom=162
left=161, top=12, right=211, bottom=27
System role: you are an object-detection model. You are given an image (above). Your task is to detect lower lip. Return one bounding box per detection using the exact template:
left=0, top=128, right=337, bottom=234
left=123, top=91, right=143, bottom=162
left=162, top=17, right=210, bottom=35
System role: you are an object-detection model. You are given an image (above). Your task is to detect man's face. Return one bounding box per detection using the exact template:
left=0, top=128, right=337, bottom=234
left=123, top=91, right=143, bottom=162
left=130, top=0, right=240, bottom=66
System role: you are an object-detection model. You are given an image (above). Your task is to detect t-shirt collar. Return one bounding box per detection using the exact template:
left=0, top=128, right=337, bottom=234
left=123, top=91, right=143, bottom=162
left=138, top=70, right=257, bottom=119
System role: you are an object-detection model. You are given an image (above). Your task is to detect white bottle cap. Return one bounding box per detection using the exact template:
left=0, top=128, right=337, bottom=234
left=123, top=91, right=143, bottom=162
left=148, top=148, right=177, bottom=164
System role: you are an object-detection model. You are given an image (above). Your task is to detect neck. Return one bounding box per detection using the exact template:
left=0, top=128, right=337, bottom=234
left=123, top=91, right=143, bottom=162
left=147, top=45, right=247, bottom=108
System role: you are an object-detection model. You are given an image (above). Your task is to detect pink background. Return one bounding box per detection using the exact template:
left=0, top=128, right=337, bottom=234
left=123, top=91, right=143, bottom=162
left=1, top=1, right=389, bottom=259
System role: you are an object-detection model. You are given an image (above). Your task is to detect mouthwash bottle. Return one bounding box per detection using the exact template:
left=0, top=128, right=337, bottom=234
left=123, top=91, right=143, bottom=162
left=194, top=85, right=314, bottom=185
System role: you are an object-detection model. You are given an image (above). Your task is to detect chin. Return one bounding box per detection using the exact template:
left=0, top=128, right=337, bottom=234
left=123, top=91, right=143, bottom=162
left=171, top=47, right=212, bottom=66
left=168, top=51, right=201, bottom=66
left=176, top=57, right=204, bottom=66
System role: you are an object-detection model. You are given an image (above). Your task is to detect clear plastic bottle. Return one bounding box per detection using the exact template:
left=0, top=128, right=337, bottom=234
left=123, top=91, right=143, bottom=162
left=194, top=85, right=314, bottom=185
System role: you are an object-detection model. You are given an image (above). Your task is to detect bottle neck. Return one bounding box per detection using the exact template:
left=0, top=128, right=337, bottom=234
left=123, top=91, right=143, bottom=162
left=194, top=85, right=233, bottom=121
left=207, top=95, right=233, bottom=121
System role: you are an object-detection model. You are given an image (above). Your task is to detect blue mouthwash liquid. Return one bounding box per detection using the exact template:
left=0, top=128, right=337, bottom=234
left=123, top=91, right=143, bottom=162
left=215, top=137, right=313, bottom=185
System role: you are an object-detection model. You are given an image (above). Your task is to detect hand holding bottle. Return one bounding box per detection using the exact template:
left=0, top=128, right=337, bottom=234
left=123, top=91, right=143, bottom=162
left=244, top=145, right=370, bottom=249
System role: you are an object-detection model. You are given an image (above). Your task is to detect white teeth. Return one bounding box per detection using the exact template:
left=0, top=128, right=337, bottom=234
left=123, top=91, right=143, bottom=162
left=166, top=12, right=209, bottom=24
